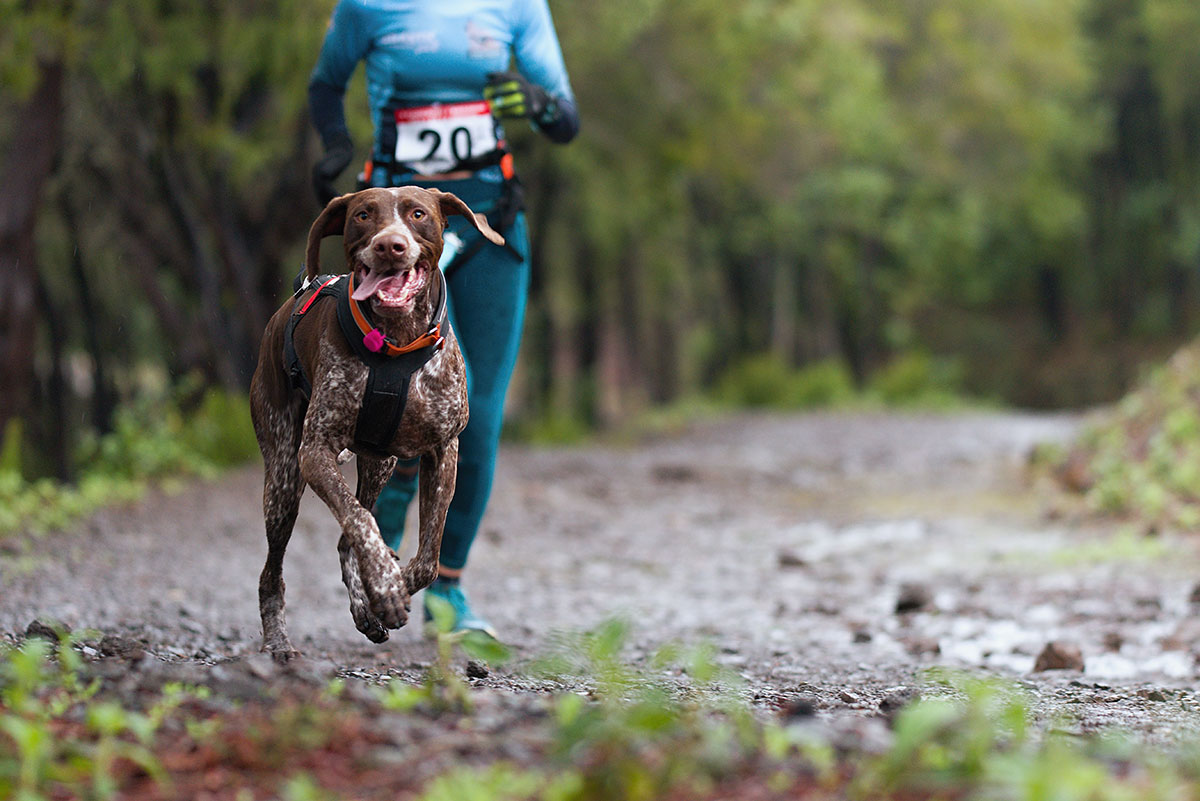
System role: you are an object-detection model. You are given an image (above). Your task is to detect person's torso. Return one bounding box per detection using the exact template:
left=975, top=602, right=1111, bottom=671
left=357, top=0, right=516, bottom=108
left=351, top=1, right=525, bottom=176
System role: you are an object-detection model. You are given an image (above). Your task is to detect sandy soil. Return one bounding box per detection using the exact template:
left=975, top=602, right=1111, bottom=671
left=5, top=410, right=1200, bottom=741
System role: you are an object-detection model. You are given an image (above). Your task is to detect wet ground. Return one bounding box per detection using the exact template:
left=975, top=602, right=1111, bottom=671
left=5, top=411, right=1200, bottom=742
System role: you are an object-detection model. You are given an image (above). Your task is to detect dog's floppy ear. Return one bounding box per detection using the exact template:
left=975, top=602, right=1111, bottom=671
left=305, top=194, right=353, bottom=279
left=431, top=189, right=506, bottom=247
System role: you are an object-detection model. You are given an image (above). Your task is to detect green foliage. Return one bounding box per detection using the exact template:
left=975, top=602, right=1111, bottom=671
left=711, top=351, right=975, bottom=410
left=417, top=626, right=1200, bottom=801
left=866, top=351, right=969, bottom=408
left=713, top=355, right=857, bottom=409
left=0, top=633, right=186, bottom=801
left=6, top=621, right=1200, bottom=800
left=378, top=594, right=512, bottom=714
left=524, top=621, right=765, bottom=801
left=852, top=670, right=1181, bottom=801
left=419, top=764, right=545, bottom=801
left=0, top=388, right=259, bottom=538
left=1057, top=343, right=1200, bottom=531
left=77, top=387, right=257, bottom=481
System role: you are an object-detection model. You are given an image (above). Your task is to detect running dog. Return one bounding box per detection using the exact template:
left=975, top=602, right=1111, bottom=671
left=249, top=187, right=503, bottom=661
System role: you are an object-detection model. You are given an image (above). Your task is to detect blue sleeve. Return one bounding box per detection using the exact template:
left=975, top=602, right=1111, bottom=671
left=512, top=0, right=578, bottom=142
left=308, top=0, right=372, bottom=148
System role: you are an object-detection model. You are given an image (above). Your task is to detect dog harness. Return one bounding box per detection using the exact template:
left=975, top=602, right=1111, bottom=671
left=282, top=268, right=448, bottom=456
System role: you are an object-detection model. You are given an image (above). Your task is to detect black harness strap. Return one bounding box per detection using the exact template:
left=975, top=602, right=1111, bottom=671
left=282, top=270, right=447, bottom=456
left=284, top=273, right=342, bottom=399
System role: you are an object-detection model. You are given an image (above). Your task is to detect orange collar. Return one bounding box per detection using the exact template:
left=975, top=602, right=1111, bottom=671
left=345, top=270, right=446, bottom=356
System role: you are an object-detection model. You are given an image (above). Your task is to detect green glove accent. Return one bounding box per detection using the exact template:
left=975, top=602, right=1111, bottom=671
left=484, top=71, right=554, bottom=124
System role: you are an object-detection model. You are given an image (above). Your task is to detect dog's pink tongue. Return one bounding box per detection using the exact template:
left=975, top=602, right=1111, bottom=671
left=352, top=270, right=391, bottom=301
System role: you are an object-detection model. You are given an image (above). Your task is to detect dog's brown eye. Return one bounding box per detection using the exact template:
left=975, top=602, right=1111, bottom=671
left=355, top=210, right=370, bottom=221
left=412, top=209, right=425, bottom=220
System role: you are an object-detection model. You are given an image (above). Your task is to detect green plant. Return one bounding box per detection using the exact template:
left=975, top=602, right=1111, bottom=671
left=1055, top=343, right=1200, bottom=532
left=419, top=763, right=546, bottom=801
left=378, top=594, right=511, bottom=714
left=1, top=387, right=259, bottom=538
left=866, top=350, right=967, bottom=408
left=713, top=354, right=857, bottom=410
left=0, top=632, right=178, bottom=801
left=528, top=621, right=769, bottom=801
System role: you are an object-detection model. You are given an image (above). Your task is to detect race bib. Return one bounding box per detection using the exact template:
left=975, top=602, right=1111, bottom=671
left=394, top=101, right=498, bottom=174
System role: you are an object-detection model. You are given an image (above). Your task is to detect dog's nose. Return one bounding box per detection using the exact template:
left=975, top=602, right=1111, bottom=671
left=373, top=234, right=407, bottom=258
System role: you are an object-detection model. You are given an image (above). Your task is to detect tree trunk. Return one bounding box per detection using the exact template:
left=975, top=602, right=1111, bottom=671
left=770, top=254, right=798, bottom=363
left=0, top=61, right=63, bottom=437
left=61, top=195, right=116, bottom=435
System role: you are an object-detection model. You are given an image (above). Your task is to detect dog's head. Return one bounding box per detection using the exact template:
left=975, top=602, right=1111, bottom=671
left=305, top=187, right=504, bottom=316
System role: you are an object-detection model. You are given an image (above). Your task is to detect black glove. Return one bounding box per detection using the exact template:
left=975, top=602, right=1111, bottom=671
left=312, top=132, right=354, bottom=205
left=484, top=71, right=554, bottom=124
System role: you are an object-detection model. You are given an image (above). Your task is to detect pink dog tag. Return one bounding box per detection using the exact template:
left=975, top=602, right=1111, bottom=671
left=363, top=329, right=385, bottom=353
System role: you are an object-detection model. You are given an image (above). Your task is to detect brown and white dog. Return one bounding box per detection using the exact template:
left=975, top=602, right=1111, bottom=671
left=249, top=187, right=503, bottom=662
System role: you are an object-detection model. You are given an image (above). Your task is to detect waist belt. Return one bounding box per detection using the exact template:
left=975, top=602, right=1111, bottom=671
left=282, top=269, right=448, bottom=456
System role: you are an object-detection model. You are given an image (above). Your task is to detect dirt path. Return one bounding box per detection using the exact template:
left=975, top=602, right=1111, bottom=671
left=5, top=411, right=1200, bottom=739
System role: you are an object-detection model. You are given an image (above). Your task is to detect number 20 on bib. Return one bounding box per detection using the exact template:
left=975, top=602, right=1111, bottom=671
left=394, top=101, right=498, bottom=174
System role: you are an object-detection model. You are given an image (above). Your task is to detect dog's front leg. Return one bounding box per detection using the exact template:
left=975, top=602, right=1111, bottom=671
left=404, top=438, right=459, bottom=594
left=337, top=455, right=399, bottom=643
left=299, top=442, right=411, bottom=630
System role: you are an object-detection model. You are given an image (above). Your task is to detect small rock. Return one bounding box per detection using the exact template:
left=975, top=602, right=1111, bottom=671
left=781, top=695, right=818, bottom=719
left=99, top=635, right=145, bottom=660
left=652, top=464, right=698, bottom=483
left=1138, top=688, right=1170, bottom=702
left=1189, top=582, right=1200, bottom=605
left=777, top=549, right=808, bottom=569
left=839, top=690, right=860, bottom=704
left=895, top=583, right=933, bottom=614
left=466, top=660, right=489, bottom=679
left=852, top=630, right=873, bottom=644
left=25, top=619, right=65, bottom=642
left=1033, top=641, right=1084, bottom=672
left=1102, top=632, right=1124, bottom=652
left=879, top=687, right=921, bottom=719
left=904, top=636, right=941, bottom=656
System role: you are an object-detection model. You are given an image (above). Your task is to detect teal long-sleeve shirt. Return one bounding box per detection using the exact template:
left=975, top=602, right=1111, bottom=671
left=309, top=0, right=578, bottom=167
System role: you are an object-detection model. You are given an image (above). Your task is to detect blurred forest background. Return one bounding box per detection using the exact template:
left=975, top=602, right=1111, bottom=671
left=3, top=0, right=1200, bottom=486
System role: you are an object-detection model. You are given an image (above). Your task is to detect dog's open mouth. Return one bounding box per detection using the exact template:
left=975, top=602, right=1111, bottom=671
left=352, top=261, right=429, bottom=309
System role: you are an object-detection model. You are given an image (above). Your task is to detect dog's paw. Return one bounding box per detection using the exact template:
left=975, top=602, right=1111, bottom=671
left=349, top=601, right=390, bottom=643
left=261, top=639, right=302, bottom=664
left=360, top=551, right=411, bottom=630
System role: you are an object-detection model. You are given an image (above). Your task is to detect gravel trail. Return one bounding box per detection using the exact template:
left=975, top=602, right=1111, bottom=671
left=5, top=410, right=1200, bottom=739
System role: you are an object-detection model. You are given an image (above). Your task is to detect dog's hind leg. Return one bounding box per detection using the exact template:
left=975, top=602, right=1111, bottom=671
left=338, top=454, right=398, bottom=643
left=255, top=402, right=306, bottom=662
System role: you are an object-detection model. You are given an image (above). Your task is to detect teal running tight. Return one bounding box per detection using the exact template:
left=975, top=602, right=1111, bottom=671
left=373, top=179, right=529, bottom=571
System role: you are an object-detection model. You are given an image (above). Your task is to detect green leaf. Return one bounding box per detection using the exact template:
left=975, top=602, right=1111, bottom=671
left=424, top=594, right=456, bottom=635
left=459, top=631, right=510, bottom=665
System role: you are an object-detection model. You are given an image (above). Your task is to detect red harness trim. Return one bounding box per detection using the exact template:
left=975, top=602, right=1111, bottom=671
left=298, top=275, right=341, bottom=315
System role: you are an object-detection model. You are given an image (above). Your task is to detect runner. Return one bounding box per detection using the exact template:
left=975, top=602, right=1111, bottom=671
left=308, top=0, right=579, bottom=638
